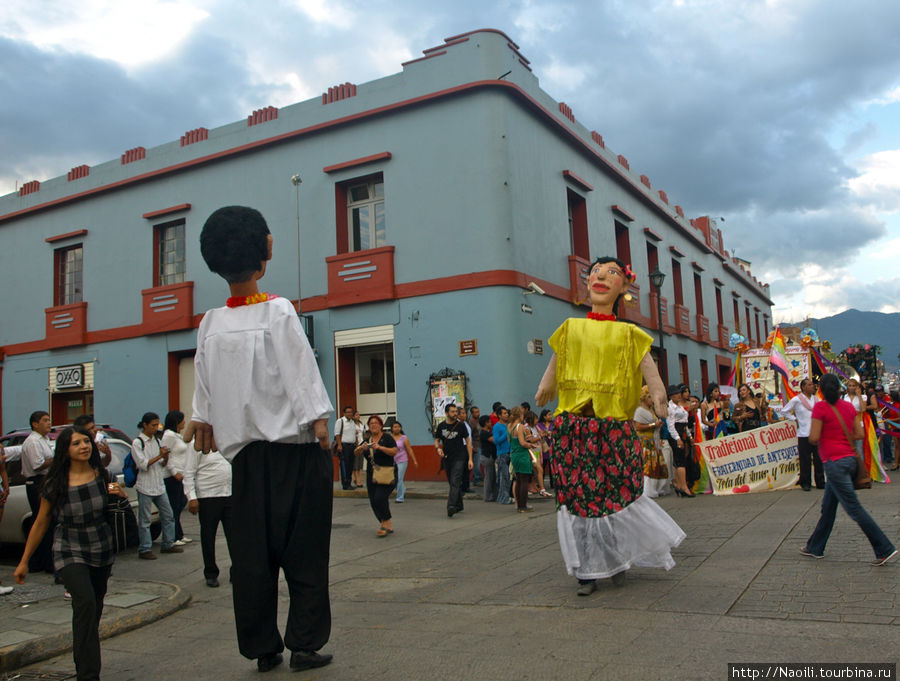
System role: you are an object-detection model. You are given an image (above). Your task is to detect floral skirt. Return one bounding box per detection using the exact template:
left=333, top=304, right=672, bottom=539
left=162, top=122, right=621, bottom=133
left=551, top=412, right=686, bottom=580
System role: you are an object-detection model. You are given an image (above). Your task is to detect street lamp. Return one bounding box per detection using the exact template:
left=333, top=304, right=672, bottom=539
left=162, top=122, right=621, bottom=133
left=649, top=266, right=666, bottom=359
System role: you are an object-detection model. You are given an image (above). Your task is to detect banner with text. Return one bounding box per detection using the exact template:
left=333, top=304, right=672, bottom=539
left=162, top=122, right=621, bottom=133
left=697, top=421, right=800, bottom=495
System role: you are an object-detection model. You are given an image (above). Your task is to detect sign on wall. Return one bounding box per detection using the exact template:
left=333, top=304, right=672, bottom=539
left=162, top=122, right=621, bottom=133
left=696, top=421, right=799, bottom=494
left=54, top=364, right=85, bottom=390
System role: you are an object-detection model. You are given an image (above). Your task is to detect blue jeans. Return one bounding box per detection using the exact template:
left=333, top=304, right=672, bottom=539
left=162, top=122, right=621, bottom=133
left=138, top=491, right=175, bottom=553
left=472, top=451, right=483, bottom=484
left=396, top=460, right=409, bottom=501
left=496, top=453, right=511, bottom=504
left=805, top=456, right=895, bottom=559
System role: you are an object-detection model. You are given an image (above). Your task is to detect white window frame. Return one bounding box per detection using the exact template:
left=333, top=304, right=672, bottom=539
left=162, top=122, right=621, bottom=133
left=346, top=178, right=385, bottom=252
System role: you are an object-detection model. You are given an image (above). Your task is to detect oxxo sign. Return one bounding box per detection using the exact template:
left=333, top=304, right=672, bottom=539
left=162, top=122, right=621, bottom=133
left=56, top=364, right=85, bottom=389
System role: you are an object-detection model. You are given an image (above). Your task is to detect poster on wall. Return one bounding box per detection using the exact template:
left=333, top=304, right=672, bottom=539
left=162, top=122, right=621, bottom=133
left=696, top=421, right=800, bottom=494
left=430, top=374, right=466, bottom=433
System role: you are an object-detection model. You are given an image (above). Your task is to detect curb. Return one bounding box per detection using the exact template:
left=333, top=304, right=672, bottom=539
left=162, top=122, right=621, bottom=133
left=333, top=488, right=485, bottom=500
left=0, top=580, right=191, bottom=672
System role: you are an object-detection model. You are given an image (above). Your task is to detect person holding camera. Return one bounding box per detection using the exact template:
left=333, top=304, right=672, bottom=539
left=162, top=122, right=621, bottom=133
left=132, top=412, right=182, bottom=560
left=355, top=415, right=397, bottom=537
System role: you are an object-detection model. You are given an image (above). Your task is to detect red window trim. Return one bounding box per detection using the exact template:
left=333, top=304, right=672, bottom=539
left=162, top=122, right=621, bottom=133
left=669, top=245, right=685, bottom=258
left=323, top=152, right=391, bottom=174
left=46, top=229, right=88, bottom=244
left=562, top=170, right=593, bottom=192
left=142, top=203, right=191, bottom=220
left=611, top=205, right=635, bottom=222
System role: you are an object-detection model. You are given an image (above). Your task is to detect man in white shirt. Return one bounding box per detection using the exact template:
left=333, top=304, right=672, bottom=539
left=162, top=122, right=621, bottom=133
left=334, top=406, right=361, bottom=490
left=132, top=414, right=180, bottom=559
left=21, top=411, right=56, bottom=572
left=183, top=446, right=232, bottom=587
left=777, top=378, right=822, bottom=491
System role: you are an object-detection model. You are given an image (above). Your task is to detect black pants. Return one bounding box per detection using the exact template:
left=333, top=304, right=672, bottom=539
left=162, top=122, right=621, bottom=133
left=366, top=466, right=394, bottom=522
left=59, top=563, right=111, bottom=681
left=230, top=442, right=332, bottom=659
left=339, top=443, right=356, bottom=489
left=164, top=475, right=186, bottom=541
left=798, top=436, right=824, bottom=489
left=445, top=456, right=467, bottom=512
left=515, top=472, right=532, bottom=510
left=26, top=476, right=55, bottom=573
left=198, top=496, right=232, bottom=579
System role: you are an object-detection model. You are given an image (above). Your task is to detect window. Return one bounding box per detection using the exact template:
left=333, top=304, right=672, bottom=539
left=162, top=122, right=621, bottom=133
left=700, top=359, right=709, bottom=394
left=754, top=311, right=761, bottom=344
left=646, top=242, right=658, bottom=274
left=54, top=244, right=83, bottom=306
left=567, top=190, right=589, bottom=259
left=154, top=219, right=186, bottom=286
left=733, top=298, right=740, bottom=333
left=693, top=273, right=704, bottom=315
left=615, top=222, right=632, bottom=266
left=679, top=353, right=689, bottom=387
left=671, top=259, right=683, bottom=306
left=745, top=306, right=753, bottom=344
left=715, top=287, right=724, bottom=327
left=347, top=178, right=385, bottom=252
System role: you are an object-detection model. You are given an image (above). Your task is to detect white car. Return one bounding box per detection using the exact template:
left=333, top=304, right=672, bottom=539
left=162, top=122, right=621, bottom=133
left=0, top=438, right=159, bottom=544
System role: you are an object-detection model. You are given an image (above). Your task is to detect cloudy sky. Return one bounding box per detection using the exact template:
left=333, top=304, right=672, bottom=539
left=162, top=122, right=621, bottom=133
left=2, top=0, right=899, bottom=322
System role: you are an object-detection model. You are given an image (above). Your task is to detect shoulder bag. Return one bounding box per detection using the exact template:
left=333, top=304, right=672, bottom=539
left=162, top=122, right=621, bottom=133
left=827, top=403, right=871, bottom=490
left=369, top=437, right=395, bottom=485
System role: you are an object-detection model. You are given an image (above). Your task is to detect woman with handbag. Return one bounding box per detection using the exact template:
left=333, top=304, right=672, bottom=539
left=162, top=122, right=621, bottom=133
left=634, top=386, right=669, bottom=498
left=801, top=374, right=897, bottom=566
left=356, top=415, right=398, bottom=538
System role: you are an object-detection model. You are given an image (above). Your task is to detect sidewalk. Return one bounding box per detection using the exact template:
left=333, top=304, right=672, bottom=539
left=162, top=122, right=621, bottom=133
left=0, top=570, right=189, bottom=672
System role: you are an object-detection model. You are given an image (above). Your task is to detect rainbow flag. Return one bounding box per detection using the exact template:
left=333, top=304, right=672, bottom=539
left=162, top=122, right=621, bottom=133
left=691, top=411, right=713, bottom=494
left=768, top=327, right=797, bottom=399
left=862, top=412, right=892, bottom=484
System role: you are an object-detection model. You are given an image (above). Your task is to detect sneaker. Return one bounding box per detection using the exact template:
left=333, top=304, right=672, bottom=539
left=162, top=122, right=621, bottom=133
left=180, top=537, right=193, bottom=543
left=173, top=539, right=186, bottom=547
left=289, top=650, right=333, bottom=671
left=160, top=546, right=184, bottom=554
left=576, top=580, right=597, bottom=596
left=64, top=591, right=72, bottom=599
left=396, top=499, right=404, bottom=503
left=0, top=586, right=13, bottom=595
left=871, top=549, right=898, bottom=566
left=138, top=551, right=157, bottom=560
left=799, top=546, right=824, bottom=559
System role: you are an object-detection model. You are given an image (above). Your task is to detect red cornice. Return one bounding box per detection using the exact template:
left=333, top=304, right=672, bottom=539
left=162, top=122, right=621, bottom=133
left=46, top=229, right=88, bottom=243
left=691, top=261, right=705, bottom=272
left=323, top=152, right=392, bottom=174
left=669, top=245, right=685, bottom=258
left=562, top=170, right=593, bottom=192
left=142, top=203, right=191, bottom=220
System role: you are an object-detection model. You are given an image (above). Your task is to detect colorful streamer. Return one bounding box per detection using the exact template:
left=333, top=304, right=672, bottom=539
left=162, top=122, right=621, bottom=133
left=691, top=411, right=713, bottom=495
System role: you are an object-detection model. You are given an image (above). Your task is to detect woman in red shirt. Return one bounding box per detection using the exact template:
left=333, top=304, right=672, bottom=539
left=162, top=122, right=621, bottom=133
left=802, top=374, right=896, bottom=565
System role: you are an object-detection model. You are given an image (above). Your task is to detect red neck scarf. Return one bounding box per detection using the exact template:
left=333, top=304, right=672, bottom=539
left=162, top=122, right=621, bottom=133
left=586, top=312, right=616, bottom=322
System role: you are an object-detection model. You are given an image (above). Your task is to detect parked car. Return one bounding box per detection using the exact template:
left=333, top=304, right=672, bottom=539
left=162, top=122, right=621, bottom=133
left=0, top=427, right=159, bottom=545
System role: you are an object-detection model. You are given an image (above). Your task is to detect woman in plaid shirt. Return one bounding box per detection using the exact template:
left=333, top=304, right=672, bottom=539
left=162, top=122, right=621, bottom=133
left=15, top=426, right=127, bottom=681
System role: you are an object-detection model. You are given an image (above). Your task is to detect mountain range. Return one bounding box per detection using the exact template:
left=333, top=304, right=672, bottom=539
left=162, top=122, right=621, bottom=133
left=790, top=309, right=900, bottom=372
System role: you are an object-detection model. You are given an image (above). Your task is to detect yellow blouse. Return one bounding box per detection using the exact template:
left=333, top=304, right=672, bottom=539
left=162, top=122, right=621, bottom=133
left=548, top=319, right=653, bottom=420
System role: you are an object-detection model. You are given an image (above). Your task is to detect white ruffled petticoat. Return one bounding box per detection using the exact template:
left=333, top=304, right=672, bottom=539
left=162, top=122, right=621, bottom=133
left=557, top=495, right=686, bottom=580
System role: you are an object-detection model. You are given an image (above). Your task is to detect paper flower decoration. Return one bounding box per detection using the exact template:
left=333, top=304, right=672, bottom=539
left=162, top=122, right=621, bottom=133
left=800, top=328, right=818, bottom=348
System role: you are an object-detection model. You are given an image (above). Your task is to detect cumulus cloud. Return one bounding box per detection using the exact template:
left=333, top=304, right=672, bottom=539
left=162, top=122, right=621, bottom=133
left=848, top=149, right=900, bottom=212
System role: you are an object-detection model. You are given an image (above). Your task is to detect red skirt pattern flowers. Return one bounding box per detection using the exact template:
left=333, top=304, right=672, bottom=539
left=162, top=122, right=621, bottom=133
left=551, top=412, right=643, bottom=519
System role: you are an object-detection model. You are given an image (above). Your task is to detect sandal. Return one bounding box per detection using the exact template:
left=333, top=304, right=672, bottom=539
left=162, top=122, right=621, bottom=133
left=539, top=489, right=552, bottom=497
left=376, top=528, right=389, bottom=538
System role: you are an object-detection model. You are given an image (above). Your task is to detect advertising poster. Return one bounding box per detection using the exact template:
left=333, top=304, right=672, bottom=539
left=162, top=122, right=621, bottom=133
left=697, top=421, right=800, bottom=494
left=430, top=374, right=466, bottom=432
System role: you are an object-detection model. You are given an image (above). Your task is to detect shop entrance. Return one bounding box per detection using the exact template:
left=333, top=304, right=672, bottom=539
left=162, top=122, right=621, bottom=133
left=334, top=325, right=396, bottom=422
left=51, top=390, right=94, bottom=424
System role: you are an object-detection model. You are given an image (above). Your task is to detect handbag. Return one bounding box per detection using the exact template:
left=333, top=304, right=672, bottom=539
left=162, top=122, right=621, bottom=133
left=371, top=463, right=394, bottom=485
left=827, top=403, right=871, bottom=490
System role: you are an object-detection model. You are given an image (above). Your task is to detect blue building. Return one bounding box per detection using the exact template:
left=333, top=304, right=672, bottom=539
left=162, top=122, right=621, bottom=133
left=0, top=29, right=772, bottom=474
